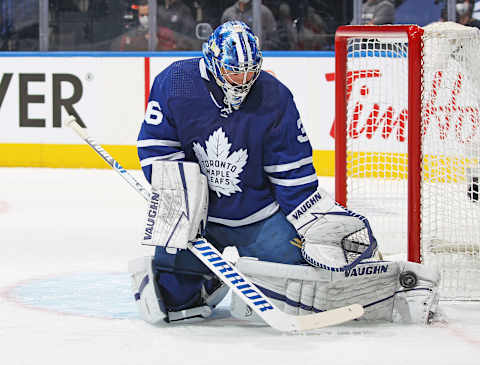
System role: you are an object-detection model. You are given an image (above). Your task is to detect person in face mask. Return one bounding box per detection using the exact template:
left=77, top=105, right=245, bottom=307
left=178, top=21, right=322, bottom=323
left=457, top=1, right=480, bottom=28
left=137, top=2, right=149, bottom=30
left=110, top=0, right=152, bottom=51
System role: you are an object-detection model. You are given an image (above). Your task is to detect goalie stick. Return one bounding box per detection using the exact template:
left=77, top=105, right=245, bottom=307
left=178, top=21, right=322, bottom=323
left=66, top=115, right=364, bottom=332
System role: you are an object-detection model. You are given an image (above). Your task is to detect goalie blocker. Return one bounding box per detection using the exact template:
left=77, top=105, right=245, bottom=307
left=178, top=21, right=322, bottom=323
left=141, top=160, right=209, bottom=252
left=131, top=160, right=229, bottom=323
left=230, top=258, right=440, bottom=324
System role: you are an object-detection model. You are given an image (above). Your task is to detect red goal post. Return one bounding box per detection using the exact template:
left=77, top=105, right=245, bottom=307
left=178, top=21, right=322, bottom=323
left=334, top=24, right=480, bottom=300
left=335, top=25, right=424, bottom=264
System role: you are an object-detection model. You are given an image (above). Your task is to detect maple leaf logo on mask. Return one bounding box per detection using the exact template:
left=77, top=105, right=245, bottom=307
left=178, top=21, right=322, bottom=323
left=193, top=128, right=248, bottom=197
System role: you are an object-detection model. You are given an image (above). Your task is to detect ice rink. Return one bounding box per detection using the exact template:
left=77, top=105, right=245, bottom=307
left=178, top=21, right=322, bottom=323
left=1, top=167, right=479, bottom=365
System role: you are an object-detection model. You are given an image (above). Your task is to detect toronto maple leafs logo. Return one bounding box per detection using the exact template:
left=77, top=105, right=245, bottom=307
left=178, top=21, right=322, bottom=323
left=193, top=128, right=248, bottom=197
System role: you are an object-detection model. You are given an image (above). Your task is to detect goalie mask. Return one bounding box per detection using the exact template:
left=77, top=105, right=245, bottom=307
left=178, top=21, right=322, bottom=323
left=202, top=21, right=263, bottom=110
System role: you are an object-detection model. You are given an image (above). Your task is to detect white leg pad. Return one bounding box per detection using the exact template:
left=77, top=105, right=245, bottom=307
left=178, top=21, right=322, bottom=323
left=230, top=258, right=440, bottom=324
left=392, top=261, right=440, bottom=324
left=128, top=256, right=166, bottom=324
left=129, top=256, right=230, bottom=325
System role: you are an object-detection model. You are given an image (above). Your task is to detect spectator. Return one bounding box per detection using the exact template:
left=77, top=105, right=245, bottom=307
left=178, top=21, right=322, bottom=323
left=158, top=0, right=195, bottom=35
left=360, top=0, right=395, bottom=25
left=191, top=0, right=232, bottom=29
left=439, top=0, right=480, bottom=24
left=110, top=0, right=199, bottom=51
left=221, top=0, right=279, bottom=50
left=276, top=2, right=297, bottom=50
left=111, top=0, right=150, bottom=51
left=157, top=0, right=200, bottom=50
left=296, top=4, right=329, bottom=50
left=457, top=1, right=480, bottom=27
left=473, top=0, right=480, bottom=20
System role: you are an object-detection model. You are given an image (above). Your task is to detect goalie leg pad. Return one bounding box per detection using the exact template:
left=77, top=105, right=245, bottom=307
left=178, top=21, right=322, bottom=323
left=392, top=261, right=440, bottom=324
left=129, top=256, right=229, bottom=324
left=157, top=272, right=229, bottom=323
left=230, top=259, right=399, bottom=321
left=230, top=257, right=337, bottom=321
left=128, top=256, right=167, bottom=324
left=230, top=258, right=439, bottom=324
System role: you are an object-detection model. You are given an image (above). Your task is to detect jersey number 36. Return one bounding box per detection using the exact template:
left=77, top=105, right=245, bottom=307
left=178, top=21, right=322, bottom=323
left=145, top=101, right=163, bottom=125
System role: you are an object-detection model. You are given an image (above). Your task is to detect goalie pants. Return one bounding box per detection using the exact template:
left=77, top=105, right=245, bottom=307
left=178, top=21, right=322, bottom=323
left=153, top=210, right=305, bottom=311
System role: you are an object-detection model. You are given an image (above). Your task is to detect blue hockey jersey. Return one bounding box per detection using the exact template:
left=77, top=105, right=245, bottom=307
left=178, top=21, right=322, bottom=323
left=137, top=57, right=318, bottom=227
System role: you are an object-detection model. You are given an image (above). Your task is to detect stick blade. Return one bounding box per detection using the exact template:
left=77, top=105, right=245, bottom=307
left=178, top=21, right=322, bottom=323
left=294, top=304, right=364, bottom=331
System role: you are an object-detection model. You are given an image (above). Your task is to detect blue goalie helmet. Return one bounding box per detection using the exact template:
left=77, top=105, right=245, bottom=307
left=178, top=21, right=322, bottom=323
left=202, top=21, right=263, bottom=110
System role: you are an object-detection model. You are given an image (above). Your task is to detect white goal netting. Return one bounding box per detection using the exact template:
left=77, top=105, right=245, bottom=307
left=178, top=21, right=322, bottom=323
left=340, top=23, right=480, bottom=300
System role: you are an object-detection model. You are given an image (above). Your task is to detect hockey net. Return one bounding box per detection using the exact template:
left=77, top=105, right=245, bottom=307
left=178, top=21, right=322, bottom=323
left=335, top=23, right=480, bottom=300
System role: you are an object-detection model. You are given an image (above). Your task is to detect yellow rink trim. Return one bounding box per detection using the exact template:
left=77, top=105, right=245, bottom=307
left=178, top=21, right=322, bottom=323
left=0, top=143, right=141, bottom=169
left=2, top=145, right=476, bottom=183
left=0, top=144, right=338, bottom=176
left=313, top=149, right=335, bottom=176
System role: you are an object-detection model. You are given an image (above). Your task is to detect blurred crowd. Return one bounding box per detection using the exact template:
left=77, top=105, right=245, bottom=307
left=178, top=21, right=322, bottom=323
left=1, top=0, right=480, bottom=52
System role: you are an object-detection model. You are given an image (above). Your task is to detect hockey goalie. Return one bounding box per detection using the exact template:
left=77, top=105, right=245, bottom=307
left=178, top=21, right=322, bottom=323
left=128, top=21, right=440, bottom=326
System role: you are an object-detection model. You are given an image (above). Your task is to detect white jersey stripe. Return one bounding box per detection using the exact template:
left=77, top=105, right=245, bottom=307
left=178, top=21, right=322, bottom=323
left=207, top=201, right=279, bottom=227
left=137, top=139, right=181, bottom=148
left=264, top=156, right=314, bottom=173
left=140, top=152, right=185, bottom=167
left=268, top=174, right=318, bottom=187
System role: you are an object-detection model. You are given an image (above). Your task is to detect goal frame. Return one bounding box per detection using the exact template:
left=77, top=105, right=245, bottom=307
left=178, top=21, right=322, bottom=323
left=334, top=25, right=424, bottom=263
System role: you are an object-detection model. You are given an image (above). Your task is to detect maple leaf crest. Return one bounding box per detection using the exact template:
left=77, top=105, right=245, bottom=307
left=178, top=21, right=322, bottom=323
left=193, top=128, right=248, bottom=197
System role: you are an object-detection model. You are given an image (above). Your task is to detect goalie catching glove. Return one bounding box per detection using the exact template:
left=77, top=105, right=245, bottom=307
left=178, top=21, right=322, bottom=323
left=287, top=187, right=377, bottom=271
left=141, top=160, right=209, bottom=253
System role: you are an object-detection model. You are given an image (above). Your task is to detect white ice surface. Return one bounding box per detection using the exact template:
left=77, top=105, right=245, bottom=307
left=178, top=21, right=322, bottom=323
left=1, top=168, right=479, bottom=365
